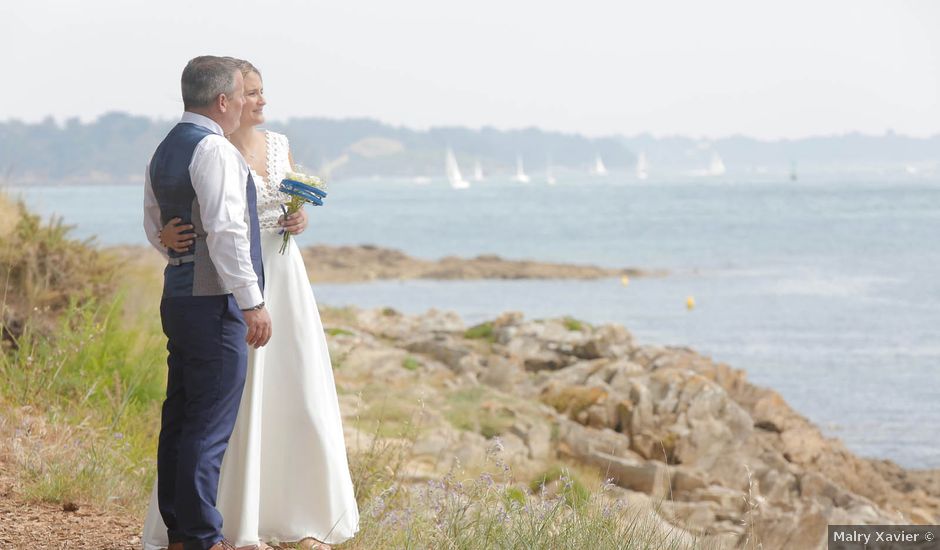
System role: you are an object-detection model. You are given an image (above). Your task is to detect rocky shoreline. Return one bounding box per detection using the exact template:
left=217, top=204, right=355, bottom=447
left=299, top=244, right=661, bottom=283
left=96, top=238, right=940, bottom=548
left=106, top=244, right=660, bottom=284
left=324, top=306, right=940, bottom=549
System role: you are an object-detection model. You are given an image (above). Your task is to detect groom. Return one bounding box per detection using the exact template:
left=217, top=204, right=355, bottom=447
left=143, top=55, right=272, bottom=550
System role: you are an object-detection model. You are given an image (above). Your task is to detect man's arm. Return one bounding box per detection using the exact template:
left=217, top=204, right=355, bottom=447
left=189, top=137, right=263, bottom=310
left=143, top=164, right=169, bottom=260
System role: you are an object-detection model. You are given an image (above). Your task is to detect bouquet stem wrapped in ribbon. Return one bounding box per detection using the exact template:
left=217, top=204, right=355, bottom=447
left=278, top=170, right=328, bottom=254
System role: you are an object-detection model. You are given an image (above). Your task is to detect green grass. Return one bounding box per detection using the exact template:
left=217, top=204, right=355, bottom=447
left=530, top=466, right=591, bottom=510
left=325, top=327, right=355, bottom=337
left=0, top=294, right=166, bottom=509
left=356, top=395, right=421, bottom=438
left=563, top=316, right=586, bottom=331
left=3, top=296, right=164, bottom=412
left=346, top=455, right=703, bottom=550
left=444, top=386, right=516, bottom=439
left=402, top=356, right=421, bottom=371
left=0, top=196, right=164, bottom=510
left=464, top=321, right=495, bottom=342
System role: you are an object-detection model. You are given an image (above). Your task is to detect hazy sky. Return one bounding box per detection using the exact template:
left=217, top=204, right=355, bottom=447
left=3, top=0, right=940, bottom=139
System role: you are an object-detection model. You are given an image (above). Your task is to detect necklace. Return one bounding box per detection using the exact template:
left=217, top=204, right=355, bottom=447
left=249, top=135, right=266, bottom=163
left=236, top=134, right=261, bottom=162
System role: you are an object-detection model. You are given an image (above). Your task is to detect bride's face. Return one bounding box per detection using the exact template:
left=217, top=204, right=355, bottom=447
left=241, top=71, right=266, bottom=127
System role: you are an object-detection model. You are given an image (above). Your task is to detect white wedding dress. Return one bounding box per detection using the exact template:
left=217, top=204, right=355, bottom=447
left=142, top=131, right=360, bottom=548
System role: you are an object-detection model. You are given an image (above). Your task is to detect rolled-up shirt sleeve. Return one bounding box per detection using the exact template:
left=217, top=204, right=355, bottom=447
left=190, top=137, right=263, bottom=309
left=143, top=164, right=169, bottom=260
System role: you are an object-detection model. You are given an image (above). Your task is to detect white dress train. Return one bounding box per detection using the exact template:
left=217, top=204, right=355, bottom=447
left=142, top=131, right=359, bottom=548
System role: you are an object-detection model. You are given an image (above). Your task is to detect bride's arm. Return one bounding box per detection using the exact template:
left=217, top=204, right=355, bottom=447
left=279, top=145, right=308, bottom=235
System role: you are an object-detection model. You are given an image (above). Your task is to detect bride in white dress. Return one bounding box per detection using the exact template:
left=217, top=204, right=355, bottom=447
left=142, top=60, right=360, bottom=550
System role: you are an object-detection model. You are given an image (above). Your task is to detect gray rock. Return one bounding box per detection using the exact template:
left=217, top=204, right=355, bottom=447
left=555, top=419, right=635, bottom=462
left=509, top=418, right=553, bottom=461
left=405, top=336, right=473, bottom=374
left=671, top=467, right=710, bottom=493
left=689, top=485, right=746, bottom=512
left=586, top=451, right=670, bottom=497
left=479, top=355, right=526, bottom=391
left=659, top=500, right=719, bottom=534
left=799, top=471, right=869, bottom=509
left=498, top=432, right=531, bottom=463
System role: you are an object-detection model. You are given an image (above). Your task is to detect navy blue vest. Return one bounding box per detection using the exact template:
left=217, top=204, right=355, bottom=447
left=149, top=122, right=264, bottom=299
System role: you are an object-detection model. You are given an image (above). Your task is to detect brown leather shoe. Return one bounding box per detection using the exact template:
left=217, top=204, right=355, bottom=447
left=167, top=544, right=184, bottom=550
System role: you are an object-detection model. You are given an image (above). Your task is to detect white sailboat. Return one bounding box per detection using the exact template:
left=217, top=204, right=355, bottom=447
left=546, top=161, right=557, bottom=185
left=513, top=155, right=531, bottom=183
left=446, top=148, right=470, bottom=189
left=473, top=160, right=484, bottom=182
left=636, top=152, right=649, bottom=180
left=709, top=152, right=726, bottom=176
left=591, top=154, right=608, bottom=176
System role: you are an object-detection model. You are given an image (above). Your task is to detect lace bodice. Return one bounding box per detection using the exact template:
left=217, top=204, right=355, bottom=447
left=252, top=131, right=293, bottom=232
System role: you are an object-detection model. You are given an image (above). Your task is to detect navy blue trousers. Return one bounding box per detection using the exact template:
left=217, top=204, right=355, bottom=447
left=157, top=295, right=248, bottom=550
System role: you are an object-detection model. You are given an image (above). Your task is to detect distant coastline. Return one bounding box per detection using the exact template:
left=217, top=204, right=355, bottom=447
left=2, top=112, right=938, bottom=185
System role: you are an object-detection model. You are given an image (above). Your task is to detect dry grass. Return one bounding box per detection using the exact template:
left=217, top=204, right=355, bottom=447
left=0, top=196, right=115, bottom=346
left=342, top=426, right=707, bottom=550
left=0, top=192, right=20, bottom=239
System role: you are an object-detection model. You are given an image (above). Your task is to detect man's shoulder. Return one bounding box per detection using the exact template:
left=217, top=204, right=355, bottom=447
left=197, top=132, right=235, bottom=151
left=194, top=133, right=242, bottom=161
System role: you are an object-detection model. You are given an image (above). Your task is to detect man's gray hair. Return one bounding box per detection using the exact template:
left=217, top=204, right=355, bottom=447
left=181, top=56, right=239, bottom=110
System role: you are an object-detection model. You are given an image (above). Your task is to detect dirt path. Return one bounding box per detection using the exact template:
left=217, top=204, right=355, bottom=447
left=0, top=467, right=141, bottom=549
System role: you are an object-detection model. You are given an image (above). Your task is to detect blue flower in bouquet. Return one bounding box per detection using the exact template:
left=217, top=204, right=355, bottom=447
left=278, top=168, right=328, bottom=254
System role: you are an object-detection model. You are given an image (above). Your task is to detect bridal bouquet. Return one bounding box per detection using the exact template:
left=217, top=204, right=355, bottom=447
left=278, top=168, right=328, bottom=254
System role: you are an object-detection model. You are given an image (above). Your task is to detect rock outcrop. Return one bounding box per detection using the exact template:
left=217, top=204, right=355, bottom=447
left=110, top=243, right=662, bottom=284
left=300, top=245, right=660, bottom=283
left=325, top=307, right=940, bottom=550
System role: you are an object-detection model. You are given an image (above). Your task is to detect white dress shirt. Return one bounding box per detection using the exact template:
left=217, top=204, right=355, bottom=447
left=143, top=112, right=263, bottom=310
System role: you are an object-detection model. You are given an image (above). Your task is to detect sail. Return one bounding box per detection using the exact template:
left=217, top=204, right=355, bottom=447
left=446, top=148, right=469, bottom=189
left=513, top=155, right=530, bottom=183
left=709, top=153, right=726, bottom=176
left=636, top=152, right=649, bottom=180
left=473, top=160, right=484, bottom=181
left=592, top=154, right=608, bottom=176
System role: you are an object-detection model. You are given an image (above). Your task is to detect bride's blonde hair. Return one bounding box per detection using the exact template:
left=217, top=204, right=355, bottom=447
left=233, top=58, right=262, bottom=80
